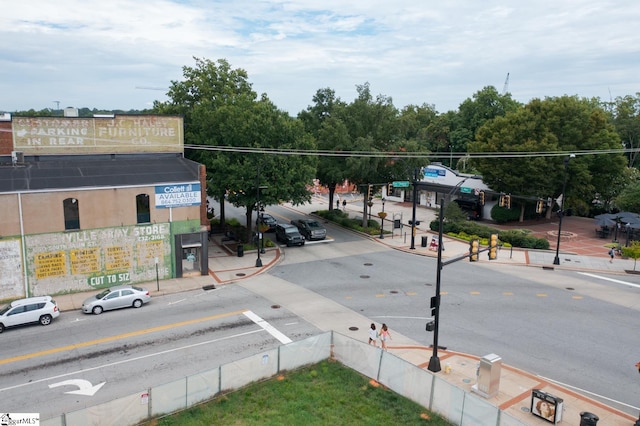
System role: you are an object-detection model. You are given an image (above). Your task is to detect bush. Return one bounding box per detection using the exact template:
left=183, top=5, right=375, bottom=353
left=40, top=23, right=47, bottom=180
left=491, top=204, right=521, bottom=223
left=429, top=219, right=548, bottom=249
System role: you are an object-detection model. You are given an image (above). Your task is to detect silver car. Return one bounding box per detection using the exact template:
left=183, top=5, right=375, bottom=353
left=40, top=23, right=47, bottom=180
left=82, top=285, right=151, bottom=315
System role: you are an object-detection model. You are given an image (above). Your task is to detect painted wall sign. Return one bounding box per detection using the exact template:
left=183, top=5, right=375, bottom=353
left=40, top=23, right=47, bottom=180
left=155, top=183, right=201, bottom=208
left=12, top=115, right=183, bottom=154
left=23, top=223, right=172, bottom=296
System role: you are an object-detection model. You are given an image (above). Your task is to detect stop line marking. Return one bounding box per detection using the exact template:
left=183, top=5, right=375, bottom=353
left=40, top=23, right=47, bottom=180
left=578, top=272, right=640, bottom=289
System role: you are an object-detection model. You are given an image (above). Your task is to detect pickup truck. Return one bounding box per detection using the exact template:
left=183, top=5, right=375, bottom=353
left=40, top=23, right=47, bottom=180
left=291, top=218, right=327, bottom=241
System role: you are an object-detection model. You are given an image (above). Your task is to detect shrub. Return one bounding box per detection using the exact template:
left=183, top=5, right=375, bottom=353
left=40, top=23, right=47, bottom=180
left=491, top=204, right=520, bottom=223
left=430, top=219, right=547, bottom=249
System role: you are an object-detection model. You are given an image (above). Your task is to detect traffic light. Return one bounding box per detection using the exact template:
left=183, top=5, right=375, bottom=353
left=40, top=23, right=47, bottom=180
left=469, top=239, right=479, bottom=262
left=504, top=194, right=511, bottom=209
left=479, top=191, right=485, bottom=206
left=499, top=193, right=505, bottom=207
left=536, top=199, right=545, bottom=214
left=367, top=184, right=373, bottom=200
left=387, top=182, right=394, bottom=195
left=489, top=234, right=498, bottom=260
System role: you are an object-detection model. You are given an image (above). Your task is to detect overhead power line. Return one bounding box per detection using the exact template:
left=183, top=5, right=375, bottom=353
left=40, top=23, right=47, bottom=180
left=184, top=144, right=633, bottom=159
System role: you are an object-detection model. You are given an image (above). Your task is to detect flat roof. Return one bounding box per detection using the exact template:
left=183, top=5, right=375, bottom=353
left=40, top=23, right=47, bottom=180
left=0, top=153, right=201, bottom=193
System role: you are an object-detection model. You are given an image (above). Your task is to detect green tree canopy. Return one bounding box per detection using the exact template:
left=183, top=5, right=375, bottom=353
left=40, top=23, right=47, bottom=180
left=469, top=95, right=626, bottom=220
left=154, top=58, right=317, bottom=238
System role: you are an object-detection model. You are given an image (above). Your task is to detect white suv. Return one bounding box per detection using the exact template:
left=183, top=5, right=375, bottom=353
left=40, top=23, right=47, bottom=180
left=0, top=296, right=60, bottom=333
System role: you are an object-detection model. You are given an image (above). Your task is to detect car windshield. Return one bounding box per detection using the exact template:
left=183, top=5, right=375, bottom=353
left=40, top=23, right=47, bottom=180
left=307, top=221, right=321, bottom=228
left=0, top=304, right=10, bottom=315
left=96, top=289, right=111, bottom=299
left=286, top=228, right=298, bottom=234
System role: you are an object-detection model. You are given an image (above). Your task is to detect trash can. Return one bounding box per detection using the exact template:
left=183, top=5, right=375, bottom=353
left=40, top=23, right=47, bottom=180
left=237, top=244, right=244, bottom=257
left=579, top=412, right=599, bottom=426
left=421, top=236, right=428, bottom=247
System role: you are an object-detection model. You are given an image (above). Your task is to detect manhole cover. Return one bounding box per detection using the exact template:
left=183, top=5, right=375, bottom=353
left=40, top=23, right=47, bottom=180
left=566, top=287, right=574, bottom=291
left=390, top=290, right=398, bottom=294
left=360, top=275, right=370, bottom=279
left=271, top=304, right=281, bottom=309
left=349, top=326, right=359, bottom=331
left=236, top=273, right=246, bottom=277
left=202, top=284, right=216, bottom=291
left=425, top=283, right=433, bottom=287
left=521, top=407, right=531, bottom=413
left=364, top=263, right=373, bottom=266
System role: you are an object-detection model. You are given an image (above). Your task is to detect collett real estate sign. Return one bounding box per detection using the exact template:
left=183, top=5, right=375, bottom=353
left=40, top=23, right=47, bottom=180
left=155, top=183, right=201, bottom=208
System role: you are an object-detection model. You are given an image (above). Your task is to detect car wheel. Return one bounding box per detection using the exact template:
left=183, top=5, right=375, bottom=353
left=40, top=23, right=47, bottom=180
left=286, top=241, right=292, bottom=247
left=92, top=306, right=103, bottom=315
left=39, top=314, right=52, bottom=326
left=132, top=299, right=143, bottom=308
left=0, top=323, right=4, bottom=333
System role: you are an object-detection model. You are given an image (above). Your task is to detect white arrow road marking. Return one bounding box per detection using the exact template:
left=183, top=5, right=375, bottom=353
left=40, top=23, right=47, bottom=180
left=48, top=379, right=106, bottom=396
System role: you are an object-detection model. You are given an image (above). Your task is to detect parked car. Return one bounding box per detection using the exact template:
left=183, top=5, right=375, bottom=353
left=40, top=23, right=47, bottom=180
left=291, top=218, right=327, bottom=241
left=275, top=223, right=305, bottom=247
left=82, top=285, right=151, bottom=315
left=259, top=213, right=277, bottom=232
left=0, top=296, right=60, bottom=333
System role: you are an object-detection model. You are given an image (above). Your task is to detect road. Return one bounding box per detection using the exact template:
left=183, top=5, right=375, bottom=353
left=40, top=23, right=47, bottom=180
left=0, top=285, right=321, bottom=419
left=2, top=200, right=639, bottom=419
left=266, top=214, right=640, bottom=415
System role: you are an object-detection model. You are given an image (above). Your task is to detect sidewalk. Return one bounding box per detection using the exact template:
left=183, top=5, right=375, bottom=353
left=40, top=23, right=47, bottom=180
left=51, top=197, right=638, bottom=425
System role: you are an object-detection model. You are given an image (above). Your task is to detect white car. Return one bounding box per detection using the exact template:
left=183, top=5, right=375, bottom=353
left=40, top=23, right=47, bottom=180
left=82, top=285, right=151, bottom=315
left=0, top=296, right=60, bottom=333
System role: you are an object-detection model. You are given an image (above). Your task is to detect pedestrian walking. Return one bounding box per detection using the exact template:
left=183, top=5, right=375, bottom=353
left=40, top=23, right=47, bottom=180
left=368, top=323, right=377, bottom=346
left=379, top=323, right=391, bottom=350
left=609, top=247, right=615, bottom=263
left=342, top=199, right=347, bottom=210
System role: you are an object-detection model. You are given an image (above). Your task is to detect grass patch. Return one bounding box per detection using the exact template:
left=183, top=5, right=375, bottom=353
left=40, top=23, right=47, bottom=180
left=148, top=360, right=451, bottom=426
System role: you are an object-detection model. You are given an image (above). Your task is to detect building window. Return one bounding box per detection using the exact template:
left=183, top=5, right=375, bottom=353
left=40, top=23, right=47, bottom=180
left=136, top=193, right=151, bottom=224
left=64, top=198, right=80, bottom=230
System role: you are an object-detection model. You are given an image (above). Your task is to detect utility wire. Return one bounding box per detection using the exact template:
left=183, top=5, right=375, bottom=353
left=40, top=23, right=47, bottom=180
left=184, top=144, right=633, bottom=159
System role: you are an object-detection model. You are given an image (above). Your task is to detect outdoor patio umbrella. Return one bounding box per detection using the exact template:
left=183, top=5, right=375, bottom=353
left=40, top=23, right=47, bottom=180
left=593, top=215, right=616, bottom=227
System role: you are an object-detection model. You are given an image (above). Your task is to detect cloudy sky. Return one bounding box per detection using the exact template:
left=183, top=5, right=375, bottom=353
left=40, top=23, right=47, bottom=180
left=1, top=1, right=638, bottom=115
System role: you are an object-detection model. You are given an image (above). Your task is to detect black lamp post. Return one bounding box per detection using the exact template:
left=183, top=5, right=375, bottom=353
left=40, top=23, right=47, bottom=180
left=260, top=206, right=266, bottom=254
left=379, top=198, right=386, bottom=239
left=553, top=155, right=574, bottom=265
left=255, top=166, right=268, bottom=268
left=410, top=168, right=420, bottom=250
left=428, top=178, right=469, bottom=373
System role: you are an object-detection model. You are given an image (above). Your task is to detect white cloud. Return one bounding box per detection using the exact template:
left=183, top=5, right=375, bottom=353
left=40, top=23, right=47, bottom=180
left=0, top=0, right=638, bottom=114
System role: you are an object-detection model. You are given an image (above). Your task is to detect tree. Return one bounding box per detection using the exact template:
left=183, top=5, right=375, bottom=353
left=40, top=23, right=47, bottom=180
left=299, top=88, right=348, bottom=210
left=614, top=180, right=640, bottom=212
left=608, top=94, right=640, bottom=168
left=621, top=241, right=640, bottom=271
left=469, top=96, right=626, bottom=221
left=154, top=58, right=317, bottom=240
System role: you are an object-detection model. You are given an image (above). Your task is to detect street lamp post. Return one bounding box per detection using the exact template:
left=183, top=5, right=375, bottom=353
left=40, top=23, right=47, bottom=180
left=428, top=178, right=469, bottom=373
left=260, top=206, right=266, bottom=254
left=254, top=167, right=268, bottom=268
left=410, top=168, right=420, bottom=250
left=553, top=155, right=574, bottom=265
left=379, top=198, right=386, bottom=239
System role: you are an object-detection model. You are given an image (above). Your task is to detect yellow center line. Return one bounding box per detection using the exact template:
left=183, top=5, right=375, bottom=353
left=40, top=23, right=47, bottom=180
left=0, top=309, right=246, bottom=366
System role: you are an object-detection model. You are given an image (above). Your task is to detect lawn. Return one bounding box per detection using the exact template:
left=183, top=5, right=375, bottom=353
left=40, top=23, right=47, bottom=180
left=147, top=359, right=452, bottom=426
